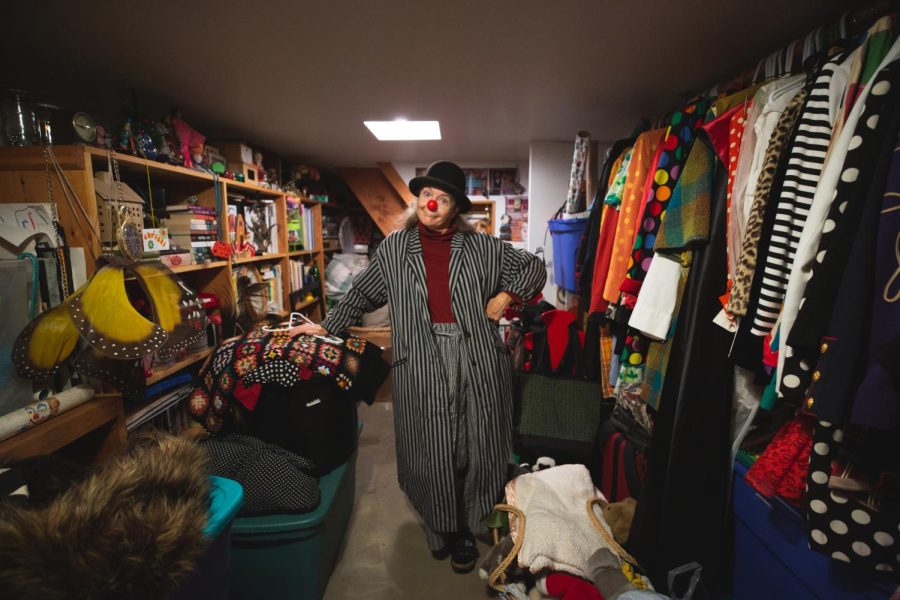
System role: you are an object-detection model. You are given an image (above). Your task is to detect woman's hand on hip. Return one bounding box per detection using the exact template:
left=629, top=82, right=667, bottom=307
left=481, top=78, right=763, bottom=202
left=485, top=292, right=512, bottom=321
left=289, top=323, right=327, bottom=336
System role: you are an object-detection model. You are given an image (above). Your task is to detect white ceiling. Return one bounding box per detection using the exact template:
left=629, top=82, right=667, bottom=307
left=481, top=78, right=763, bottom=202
left=3, top=0, right=865, bottom=167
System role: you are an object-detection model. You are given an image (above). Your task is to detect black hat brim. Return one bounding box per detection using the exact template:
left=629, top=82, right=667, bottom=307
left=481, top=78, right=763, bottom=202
left=408, top=176, right=472, bottom=213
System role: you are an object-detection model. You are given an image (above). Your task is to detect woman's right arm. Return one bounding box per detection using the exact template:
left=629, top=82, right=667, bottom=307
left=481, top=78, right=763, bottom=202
left=317, top=250, right=389, bottom=336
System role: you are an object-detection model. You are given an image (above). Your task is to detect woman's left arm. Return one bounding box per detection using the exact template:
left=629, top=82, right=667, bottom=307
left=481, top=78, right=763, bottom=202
left=498, top=241, right=547, bottom=303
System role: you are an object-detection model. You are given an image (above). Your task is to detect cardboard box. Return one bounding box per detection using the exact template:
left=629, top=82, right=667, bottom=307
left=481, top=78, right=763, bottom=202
left=218, top=141, right=253, bottom=165
left=229, top=161, right=258, bottom=183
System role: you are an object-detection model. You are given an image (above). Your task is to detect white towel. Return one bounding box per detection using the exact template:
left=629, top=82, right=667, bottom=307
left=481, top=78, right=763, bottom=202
left=506, top=464, right=616, bottom=577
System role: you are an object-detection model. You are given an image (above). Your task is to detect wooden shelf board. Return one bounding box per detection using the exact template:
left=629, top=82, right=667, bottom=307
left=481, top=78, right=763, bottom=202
left=288, top=249, right=318, bottom=257
left=84, top=146, right=214, bottom=183
left=147, top=347, right=212, bottom=385
left=233, top=253, right=286, bottom=264
left=223, top=179, right=284, bottom=197
left=292, top=297, right=319, bottom=311
left=0, top=395, right=122, bottom=463
left=169, top=260, right=228, bottom=274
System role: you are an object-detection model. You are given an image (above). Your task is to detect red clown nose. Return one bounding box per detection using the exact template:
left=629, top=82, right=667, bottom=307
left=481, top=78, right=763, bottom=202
left=426, top=200, right=438, bottom=212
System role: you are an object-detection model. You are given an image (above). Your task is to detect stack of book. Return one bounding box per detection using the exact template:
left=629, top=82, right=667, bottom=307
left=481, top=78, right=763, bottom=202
left=287, top=199, right=315, bottom=252
left=289, top=258, right=312, bottom=292
left=126, top=383, right=194, bottom=433
left=164, top=204, right=219, bottom=263
left=258, top=263, right=285, bottom=314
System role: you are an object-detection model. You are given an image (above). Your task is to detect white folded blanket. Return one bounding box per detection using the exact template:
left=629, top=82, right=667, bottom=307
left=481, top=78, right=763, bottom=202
left=506, top=464, right=616, bottom=577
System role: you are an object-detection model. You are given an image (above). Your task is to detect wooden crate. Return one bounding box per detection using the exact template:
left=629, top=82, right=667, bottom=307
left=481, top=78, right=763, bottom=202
left=230, top=161, right=258, bottom=183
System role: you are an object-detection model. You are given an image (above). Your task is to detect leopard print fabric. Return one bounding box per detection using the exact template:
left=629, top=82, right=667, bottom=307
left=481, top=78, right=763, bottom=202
left=727, top=88, right=808, bottom=316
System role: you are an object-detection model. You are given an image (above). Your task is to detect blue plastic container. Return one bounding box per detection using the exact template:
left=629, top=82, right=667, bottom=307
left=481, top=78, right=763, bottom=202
left=732, top=462, right=894, bottom=599
left=548, top=217, right=588, bottom=292
left=171, top=476, right=244, bottom=599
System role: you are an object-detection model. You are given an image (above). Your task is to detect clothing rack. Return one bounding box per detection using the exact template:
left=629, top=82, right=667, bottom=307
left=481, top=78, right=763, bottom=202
left=739, top=1, right=897, bottom=87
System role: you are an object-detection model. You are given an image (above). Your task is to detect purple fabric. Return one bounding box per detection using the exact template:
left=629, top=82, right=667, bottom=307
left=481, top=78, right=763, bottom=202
left=852, top=131, right=900, bottom=428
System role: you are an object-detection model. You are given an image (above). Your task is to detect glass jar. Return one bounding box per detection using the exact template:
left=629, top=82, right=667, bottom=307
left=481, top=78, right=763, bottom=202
left=35, top=103, right=62, bottom=145
left=1, top=89, right=38, bottom=146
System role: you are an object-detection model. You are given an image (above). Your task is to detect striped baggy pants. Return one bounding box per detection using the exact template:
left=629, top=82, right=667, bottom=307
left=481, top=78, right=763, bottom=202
left=423, top=322, right=478, bottom=551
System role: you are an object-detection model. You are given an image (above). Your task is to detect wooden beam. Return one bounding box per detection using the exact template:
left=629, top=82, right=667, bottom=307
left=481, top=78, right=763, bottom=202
left=338, top=168, right=407, bottom=236
left=0, top=145, right=84, bottom=170
left=377, top=162, right=416, bottom=204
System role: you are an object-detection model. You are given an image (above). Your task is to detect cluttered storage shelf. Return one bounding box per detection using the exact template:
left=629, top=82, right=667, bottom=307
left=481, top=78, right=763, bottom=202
left=233, top=253, right=287, bottom=264
left=146, top=347, right=214, bottom=386
left=0, top=142, right=327, bottom=458
left=0, top=394, right=125, bottom=464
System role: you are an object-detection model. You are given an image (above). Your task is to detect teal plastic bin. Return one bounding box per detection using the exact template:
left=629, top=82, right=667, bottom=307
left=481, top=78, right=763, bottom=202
left=171, top=476, right=244, bottom=599
left=229, top=448, right=358, bottom=600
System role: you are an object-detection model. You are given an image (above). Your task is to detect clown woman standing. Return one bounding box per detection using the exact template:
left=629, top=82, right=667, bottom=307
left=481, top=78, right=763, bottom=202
left=294, top=161, right=546, bottom=573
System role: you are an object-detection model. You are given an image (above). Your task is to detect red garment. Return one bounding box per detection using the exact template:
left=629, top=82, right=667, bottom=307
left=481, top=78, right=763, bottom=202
left=745, top=414, right=814, bottom=505
left=544, top=573, right=604, bottom=600
left=588, top=204, right=619, bottom=314
left=419, top=223, right=456, bottom=323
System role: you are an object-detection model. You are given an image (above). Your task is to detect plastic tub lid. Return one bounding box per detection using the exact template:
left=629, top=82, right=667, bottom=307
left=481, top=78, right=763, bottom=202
left=205, top=476, right=245, bottom=537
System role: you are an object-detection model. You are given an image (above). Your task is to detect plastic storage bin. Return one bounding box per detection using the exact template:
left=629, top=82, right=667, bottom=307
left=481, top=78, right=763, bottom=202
left=171, top=475, right=244, bottom=599
left=548, top=217, right=588, bottom=292
left=229, top=447, right=358, bottom=600
left=732, top=461, right=894, bottom=599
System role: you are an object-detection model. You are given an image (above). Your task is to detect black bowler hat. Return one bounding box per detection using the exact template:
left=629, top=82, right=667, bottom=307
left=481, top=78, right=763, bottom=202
left=409, top=161, right=472, bottom=213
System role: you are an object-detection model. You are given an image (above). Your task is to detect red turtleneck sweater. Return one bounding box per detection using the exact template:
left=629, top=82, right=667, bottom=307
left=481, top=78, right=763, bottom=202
left=419, top=222, right=456, bottom=323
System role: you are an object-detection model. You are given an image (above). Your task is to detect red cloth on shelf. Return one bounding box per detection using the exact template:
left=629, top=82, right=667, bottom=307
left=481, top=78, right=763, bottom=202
left=745, top=414, right=814, bottom=504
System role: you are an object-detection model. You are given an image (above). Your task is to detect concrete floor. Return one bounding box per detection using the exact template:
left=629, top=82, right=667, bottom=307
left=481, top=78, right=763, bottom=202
left=324, top=402, right=492, bottom=600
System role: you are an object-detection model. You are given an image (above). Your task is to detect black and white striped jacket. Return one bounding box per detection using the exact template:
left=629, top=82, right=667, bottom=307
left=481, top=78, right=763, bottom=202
left=322, top=227, right=546, bottom=531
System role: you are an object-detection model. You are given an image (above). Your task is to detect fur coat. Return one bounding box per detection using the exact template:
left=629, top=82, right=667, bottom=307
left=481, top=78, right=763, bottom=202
left=0, top=432, right=210, bottom=599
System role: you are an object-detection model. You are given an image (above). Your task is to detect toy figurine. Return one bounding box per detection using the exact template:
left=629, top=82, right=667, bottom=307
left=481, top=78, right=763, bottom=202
left=169, top=108, right=205, bottom=169
left=118, top=119, right=136, bottom=153
left=232, top=212, right=256, bottom=256
left=253, top=151, right=266, bottom=183
left=95, top=125, right=113, bottom=148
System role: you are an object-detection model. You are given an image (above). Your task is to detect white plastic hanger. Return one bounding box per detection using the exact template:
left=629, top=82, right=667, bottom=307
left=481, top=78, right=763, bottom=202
left=263, top=311, right=344, bottom=344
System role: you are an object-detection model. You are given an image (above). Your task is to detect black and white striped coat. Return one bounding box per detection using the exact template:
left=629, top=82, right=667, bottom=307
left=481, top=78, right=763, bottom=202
left=321, top=227, right=546, bottom=531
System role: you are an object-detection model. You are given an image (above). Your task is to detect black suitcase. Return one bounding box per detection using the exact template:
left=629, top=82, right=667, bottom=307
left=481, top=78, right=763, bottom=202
left=241, top=379, right=358, bottom=476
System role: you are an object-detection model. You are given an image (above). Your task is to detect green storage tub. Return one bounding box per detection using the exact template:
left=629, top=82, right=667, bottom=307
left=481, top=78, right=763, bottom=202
left=229, top=449, right=357, bottom=600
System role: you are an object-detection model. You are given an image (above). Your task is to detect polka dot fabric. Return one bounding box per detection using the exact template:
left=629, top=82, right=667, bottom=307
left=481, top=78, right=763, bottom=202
left=620, top=98, right=710, bottom=300
left=806, top=421, right=898, bottom=573
left=201, top=433, right=320, bottom=516
left=781, top=62, right=900, bottom=403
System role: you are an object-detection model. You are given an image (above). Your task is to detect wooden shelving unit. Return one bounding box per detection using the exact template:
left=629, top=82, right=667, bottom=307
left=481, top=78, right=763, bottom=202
left=169, top=260, right=229, bottom=274
left=0, top=395, right=125, bottom=464
left=0, top=144, right=328, bottom=459
left=146, top=347, right=213, bottom=385
left=233, top=253, right=287, bottom=264
left=293, top=297, right=318, bottom=311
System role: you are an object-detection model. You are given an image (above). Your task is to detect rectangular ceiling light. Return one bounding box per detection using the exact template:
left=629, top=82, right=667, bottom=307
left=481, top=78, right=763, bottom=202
left=364, top=120, right=441, bottom=141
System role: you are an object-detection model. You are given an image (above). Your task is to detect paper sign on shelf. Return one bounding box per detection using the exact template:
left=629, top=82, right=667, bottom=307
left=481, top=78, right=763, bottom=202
left=0, top=203, right=59, bottom=248
left=142, top=228, right=170, bottom=252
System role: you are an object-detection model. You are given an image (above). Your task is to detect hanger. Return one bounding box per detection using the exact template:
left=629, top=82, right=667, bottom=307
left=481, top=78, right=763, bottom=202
left=262, top=311, right=344, bottom=344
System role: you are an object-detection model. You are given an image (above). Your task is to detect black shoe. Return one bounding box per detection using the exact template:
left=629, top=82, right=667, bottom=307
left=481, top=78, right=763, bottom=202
left=450, top=530, right=479, bottom=574
left=430, top=545, right=451, bottom=560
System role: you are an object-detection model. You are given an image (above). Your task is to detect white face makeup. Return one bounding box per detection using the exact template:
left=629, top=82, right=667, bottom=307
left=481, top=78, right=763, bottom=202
left=416, top=186, right=458, bottom=231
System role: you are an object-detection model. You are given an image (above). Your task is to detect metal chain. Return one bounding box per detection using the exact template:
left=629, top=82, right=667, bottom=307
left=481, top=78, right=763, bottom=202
left=43, top=146, right=71, bottom=297
left=111, top=149, right=124, bottom=215
left=42, top=146, right=63, bottom=248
